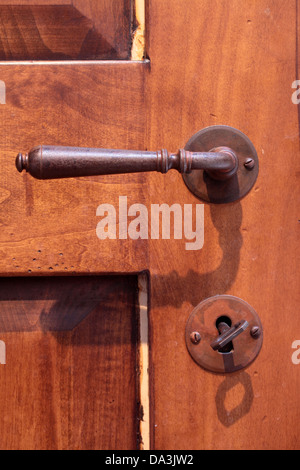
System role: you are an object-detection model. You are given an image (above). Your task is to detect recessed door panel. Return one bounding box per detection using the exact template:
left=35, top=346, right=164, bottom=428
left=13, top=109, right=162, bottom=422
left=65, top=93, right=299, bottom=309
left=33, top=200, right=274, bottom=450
left=0, top=275, right=139, bottom=450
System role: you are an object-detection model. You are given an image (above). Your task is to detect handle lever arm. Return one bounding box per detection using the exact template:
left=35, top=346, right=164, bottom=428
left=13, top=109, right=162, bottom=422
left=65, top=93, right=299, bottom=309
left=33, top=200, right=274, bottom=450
left=16, top=145, right=238, bottom=180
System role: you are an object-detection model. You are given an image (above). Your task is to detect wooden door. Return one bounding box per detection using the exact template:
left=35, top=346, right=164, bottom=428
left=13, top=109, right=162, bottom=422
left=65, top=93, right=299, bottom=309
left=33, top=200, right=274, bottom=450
left=0, top=0, right=299, bottom=451
left=0, top=0, right=148, bottom=451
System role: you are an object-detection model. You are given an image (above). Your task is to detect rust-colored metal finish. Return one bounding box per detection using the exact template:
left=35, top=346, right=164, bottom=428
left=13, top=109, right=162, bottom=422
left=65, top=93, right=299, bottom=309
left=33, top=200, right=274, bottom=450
left=185, top=295, right=263, bottom=374
left=183, top=125, right=259, bottom=203
left=190, top=331, right=201, bottom=345
left=16, top=145, right=237, bottom=179
left=15, top=126, right=258, bottom=203
left=210, top=320, right=249, bottom=352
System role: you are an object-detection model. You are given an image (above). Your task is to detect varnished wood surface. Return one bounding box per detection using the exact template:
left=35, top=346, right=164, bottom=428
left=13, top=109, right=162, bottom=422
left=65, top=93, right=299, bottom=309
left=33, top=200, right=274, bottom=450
left=0, top=60, right=148, bottom=449
left=147, top=0, right=300, bottom=450
left=0, top=62, right=149, bottom=275
left=0, top=1, right=133, bottom=60
left=0, top=0, right=298, bottom=451
left=0, top=275, right=139, bottom=450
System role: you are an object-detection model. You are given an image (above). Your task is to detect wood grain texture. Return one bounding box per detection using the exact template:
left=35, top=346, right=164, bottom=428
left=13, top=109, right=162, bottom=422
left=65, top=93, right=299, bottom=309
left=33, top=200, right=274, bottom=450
left=0, top=62, right=149, bottom=275
left=0, top=1, right=133, bottom=60
left=0, top=0, right=299, bottom=452
left=0, top=275, right=139, bottom=450
left=0, top=61, right=148, bottom=449
left=146, top=0, right=300, bottom=450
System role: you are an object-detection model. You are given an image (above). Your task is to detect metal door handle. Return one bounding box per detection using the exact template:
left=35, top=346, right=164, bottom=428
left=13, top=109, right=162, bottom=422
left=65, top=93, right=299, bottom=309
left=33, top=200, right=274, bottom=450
left=15, top=125, right=259, bottom=203
left=16, top=145, right=238, bottom=179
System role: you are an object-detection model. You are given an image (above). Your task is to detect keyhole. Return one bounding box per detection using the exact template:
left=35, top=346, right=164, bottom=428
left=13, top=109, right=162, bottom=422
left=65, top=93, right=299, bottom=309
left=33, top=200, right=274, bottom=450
left=216, top=316, right=234, bottom=354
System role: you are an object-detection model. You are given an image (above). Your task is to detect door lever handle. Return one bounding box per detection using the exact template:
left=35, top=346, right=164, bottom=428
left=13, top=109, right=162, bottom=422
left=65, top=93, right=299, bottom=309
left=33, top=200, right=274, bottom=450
left=15, top=125, right=259, bottom=203
left=16, top=146, right=238, bottom=179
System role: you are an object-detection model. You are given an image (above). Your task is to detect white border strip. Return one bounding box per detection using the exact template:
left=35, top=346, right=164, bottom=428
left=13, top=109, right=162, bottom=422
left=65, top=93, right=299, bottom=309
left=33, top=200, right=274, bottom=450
left=138, top=273, right=150, bottom=450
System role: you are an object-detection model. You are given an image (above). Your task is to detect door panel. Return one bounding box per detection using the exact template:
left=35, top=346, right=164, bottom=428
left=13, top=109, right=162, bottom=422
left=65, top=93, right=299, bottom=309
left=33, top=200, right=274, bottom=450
left=0, top=275, right=139, bottom=450
left=0, top=0, right=133, bottom=60
left=0, top=62, right=149, bottom=274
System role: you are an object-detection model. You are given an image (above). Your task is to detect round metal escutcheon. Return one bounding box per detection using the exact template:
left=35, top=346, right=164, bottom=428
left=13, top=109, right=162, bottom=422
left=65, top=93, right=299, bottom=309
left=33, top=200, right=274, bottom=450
left=182, top=125, right=259, bottom=203
left=185, top=295, right=263, bottom=374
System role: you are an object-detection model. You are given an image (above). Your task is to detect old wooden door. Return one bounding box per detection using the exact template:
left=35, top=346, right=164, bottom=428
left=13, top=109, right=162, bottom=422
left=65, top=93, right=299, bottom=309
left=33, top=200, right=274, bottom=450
left=0, top=0, right=147, bottom=450
left=0, top=0, right=299, bottom=451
